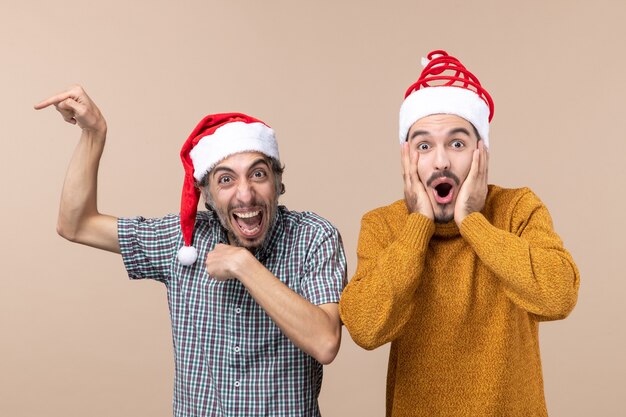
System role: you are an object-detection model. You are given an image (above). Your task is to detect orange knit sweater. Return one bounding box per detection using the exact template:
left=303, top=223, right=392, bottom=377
left=339, top=185, right=579, bottom=417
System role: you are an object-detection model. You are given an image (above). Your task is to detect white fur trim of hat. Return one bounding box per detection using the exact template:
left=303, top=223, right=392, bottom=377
left=190, top=121, right=279, bottom=182
left=399, top=86, right=490, bottom=147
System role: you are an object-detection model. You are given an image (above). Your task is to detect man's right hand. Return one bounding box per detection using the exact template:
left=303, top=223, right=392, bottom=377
left=401, top=142, right=434, bottom=220
left=34, top=85, right=107, bottom=135
left=34, top=85, right=120, bottom=253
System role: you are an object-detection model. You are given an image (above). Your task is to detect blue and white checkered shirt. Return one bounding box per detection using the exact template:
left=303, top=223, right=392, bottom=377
left=118, top=206, right=347, bottom=416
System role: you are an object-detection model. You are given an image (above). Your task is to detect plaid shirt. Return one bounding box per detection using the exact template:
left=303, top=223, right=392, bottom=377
left=118, top=206, right=347, bottom=417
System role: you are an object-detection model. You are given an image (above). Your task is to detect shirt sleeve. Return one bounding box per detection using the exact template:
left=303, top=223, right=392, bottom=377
left=117, top=214, right=180, bottom=282
left=299, top=225, right=348, bottom=306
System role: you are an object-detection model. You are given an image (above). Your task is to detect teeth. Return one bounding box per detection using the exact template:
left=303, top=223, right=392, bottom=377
left=241, top=225, right=261, bottom=233
left=234, top=211, right=260, bottom=219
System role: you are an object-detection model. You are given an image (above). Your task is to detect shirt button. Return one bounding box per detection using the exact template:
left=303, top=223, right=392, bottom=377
left=235, top=307, right=242, bottom=314
left=234, top=346, right=240, bottom=353
left=234, top=381, right=240, bottom=388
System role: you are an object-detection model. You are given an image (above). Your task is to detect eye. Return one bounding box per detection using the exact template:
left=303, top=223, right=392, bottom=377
left=417, top=142, right=430, bottom=151
left=217, top=175, right=233, bottom=185
left=251, top=169, right=267, bottom=180
left=451, top=140, right=465, bottom=149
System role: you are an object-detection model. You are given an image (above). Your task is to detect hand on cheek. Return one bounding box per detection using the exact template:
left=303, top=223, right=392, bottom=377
left=401, top=142, right=434, bottom=220
left=454, top=141, right=489, bottom=226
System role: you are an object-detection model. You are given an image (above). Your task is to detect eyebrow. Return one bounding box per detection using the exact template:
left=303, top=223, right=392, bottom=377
left=247, top=158, right=270, bottom=172
left=211, top=158, right=269, bottom=178
left=408, top=130, right=430, bottom=141
left=448, top=127, right=472, bottom=137
left=408, top=127, right=472, bottom=141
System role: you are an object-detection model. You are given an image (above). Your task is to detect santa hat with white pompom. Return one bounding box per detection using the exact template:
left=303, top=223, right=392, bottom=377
left=177, top=113, right=279, bottom=266
left=399, top=50, right=495, bottom=146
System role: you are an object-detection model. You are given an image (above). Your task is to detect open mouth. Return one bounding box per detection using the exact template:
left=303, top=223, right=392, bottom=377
left=232, top=209, right=264, bottom=238
left=431, top=179, right=455, bottom=205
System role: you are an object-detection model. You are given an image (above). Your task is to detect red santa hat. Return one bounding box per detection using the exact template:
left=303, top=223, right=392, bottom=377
left=177, top=113, right=279, bottom=265
left=399, top=50, right=494, bottom=146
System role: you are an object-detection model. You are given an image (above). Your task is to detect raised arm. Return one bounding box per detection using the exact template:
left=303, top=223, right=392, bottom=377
left=339, top=142, right=435, bottom=350
left=460, top=190, right=580, bottom=320
left=339, top=210, right=434, bottom=350
left=453, top=142, right=579, bottom=319
left=34, top=86, right=119, bottom=253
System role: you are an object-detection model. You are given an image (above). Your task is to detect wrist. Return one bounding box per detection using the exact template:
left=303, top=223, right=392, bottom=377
left=83, top=118, right=107, bottom=137
left=232, top=248, right=256, bottom=280
left=81, top=125, right=107, bottom=144
left=420, top=207, right=434, bottom=221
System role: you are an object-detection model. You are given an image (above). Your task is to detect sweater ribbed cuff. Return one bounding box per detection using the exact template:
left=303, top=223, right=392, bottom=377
left=398, top=213, right=435, bottom=253
left=459, top=212, right=497, bottom=248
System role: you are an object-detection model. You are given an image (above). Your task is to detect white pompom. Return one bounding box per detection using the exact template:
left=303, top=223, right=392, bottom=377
left=421, top=56, right=430, bottom=67
left=177, top=245, right=198, bottom=266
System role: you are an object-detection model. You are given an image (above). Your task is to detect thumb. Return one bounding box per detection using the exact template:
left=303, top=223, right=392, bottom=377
left=56, top=97, right=81, bottom=113
left=56, top=98, right=91, bottom=127
left=54, top=98, right=80, bottom=124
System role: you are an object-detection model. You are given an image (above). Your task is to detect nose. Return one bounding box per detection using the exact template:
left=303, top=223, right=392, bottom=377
left=236, top=179, right=254, bottom=204
left=433, top=147, right=450, bottom=171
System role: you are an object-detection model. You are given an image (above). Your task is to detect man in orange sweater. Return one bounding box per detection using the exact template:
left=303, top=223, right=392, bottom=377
left=339, top=50, right=580, bottom=416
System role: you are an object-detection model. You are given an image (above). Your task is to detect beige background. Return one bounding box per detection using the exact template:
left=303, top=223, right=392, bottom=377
left=1, top=0, right=624, bottom=415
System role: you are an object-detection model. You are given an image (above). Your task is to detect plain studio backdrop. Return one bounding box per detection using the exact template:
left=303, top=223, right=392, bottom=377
left=1, top=1, right=624, bottom=415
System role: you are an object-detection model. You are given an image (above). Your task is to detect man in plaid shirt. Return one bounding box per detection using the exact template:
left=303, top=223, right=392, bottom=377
left=35, top=86, right=347, bottom=416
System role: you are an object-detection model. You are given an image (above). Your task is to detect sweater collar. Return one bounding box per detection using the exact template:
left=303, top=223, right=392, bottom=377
left=433, top=220, right=460, bottom=238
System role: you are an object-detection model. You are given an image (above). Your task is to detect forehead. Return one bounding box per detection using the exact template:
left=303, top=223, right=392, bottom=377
left=212, top=151, right=269, bottom=171
left=408, top=114, right=475, bottom=138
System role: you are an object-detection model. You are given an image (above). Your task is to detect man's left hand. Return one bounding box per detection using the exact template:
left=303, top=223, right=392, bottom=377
left=205, top=243, right=254, bottom=281
left=454, top=140, right=489, bottom=225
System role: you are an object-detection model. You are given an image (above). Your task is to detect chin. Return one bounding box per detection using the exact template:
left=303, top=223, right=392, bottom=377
left=238, top=235, right=266, bottom=249
left=434, top=206, right=455, bottom=224
left=229, top=220, right=273, bottom=248
left=434, top=215, right=454, bottom=224
left=228, top=231, right=264, bottom=249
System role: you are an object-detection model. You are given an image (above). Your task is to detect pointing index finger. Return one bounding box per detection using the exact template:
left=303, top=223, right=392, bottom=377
left=34, top=90, right=76, bottom=110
